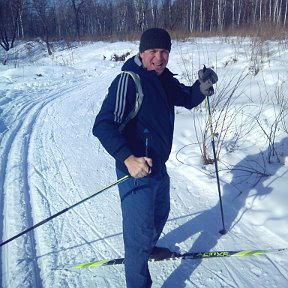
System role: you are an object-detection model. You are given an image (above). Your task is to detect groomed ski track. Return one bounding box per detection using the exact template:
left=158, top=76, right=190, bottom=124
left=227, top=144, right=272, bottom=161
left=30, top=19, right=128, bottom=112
left=0, top=64, right=125, bottom=287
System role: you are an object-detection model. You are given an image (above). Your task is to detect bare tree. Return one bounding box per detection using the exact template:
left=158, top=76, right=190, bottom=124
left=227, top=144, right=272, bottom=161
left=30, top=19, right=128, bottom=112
left=133, top=0, right=149, bottom=30
left=254, top=82, right=288, bottom=163
left=217, top=0, right=224, bottom=31
left=161, top=0, right=172, bottom=29
left=2, top=0, right=288, bottom=43
left=149, top=0, right=158, bottom=27
left=284, top=0, right=288, bottom=26
left=32, top=0, right=54, bottom=55
left=70, top=0, right=85, bottom=39
left=17, top=0, right=26, bottom=38
left=0, top=0, right=21, bottom=51
left=189, top=0, right=196, bottom=32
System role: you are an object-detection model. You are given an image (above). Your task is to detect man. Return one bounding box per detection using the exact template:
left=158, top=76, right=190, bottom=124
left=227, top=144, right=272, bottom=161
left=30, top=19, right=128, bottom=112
left=93, top=28, right=217, bottom=288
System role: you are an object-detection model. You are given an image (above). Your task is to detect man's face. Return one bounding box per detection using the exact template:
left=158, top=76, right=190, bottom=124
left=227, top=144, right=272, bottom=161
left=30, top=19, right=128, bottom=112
left=140, top=48, right=169, bottom=75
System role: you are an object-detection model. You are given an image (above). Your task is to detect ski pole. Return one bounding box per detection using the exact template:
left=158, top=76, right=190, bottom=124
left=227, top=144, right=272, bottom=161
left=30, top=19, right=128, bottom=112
left=206, top=95, right=227, bottom=235
left=0, top=175, right=129, bottom=247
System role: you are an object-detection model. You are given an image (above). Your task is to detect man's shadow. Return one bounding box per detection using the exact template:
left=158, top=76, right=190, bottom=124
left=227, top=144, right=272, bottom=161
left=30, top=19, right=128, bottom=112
left=158, top=137, right=288, bottom=287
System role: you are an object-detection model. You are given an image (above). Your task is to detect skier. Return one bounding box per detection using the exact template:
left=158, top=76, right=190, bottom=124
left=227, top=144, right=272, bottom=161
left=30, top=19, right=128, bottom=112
left=93, top=28, right=218, bottom=288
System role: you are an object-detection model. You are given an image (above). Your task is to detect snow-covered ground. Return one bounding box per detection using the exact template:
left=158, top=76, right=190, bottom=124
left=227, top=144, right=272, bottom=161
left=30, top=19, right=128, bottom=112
left=0, top=37, right=287, bottom=287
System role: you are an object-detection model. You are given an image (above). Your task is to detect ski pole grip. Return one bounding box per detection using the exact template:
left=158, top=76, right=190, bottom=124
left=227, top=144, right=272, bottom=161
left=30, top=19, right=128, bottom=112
left=200, top=65, right=218, bottom=84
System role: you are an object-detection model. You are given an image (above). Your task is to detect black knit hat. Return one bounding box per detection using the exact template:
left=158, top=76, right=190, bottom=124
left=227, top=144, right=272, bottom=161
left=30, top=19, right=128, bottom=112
left=139, top=28, right=172, bottom=52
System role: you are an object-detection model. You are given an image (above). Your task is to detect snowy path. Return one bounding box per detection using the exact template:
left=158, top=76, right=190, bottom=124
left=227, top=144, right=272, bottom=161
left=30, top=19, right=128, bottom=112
left=0, top=65, right=119, bottom=286
left=0, top=40, right=288, bottom=287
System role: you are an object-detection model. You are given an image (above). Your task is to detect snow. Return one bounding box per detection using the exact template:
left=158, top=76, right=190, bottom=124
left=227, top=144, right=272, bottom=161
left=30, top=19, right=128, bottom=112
left=0, top=37, right=288, bottom=287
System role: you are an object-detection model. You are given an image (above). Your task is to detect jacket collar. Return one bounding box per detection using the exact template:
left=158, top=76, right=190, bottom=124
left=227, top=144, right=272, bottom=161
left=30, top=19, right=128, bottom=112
left=134, top=54, right=142, bottom=67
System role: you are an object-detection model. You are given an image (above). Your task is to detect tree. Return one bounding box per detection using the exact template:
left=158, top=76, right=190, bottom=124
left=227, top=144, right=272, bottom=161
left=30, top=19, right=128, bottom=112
left=32, top=0, right=55, bottom=55
left=0, top=0, right=22, bottom=51
left=2, top=0, right=288, bottom=45
left=70, top=0, right=85, bottom=39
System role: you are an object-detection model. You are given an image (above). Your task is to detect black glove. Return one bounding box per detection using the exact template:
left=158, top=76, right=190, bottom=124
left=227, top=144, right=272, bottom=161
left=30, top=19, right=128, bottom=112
left=198, top=65, right=218, bottom=96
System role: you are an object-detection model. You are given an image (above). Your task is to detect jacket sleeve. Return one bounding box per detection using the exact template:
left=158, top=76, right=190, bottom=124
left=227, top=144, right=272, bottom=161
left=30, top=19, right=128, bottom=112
left=92, top=74, right=136, bottom=164
left=171, top=77, right=206, bottom=109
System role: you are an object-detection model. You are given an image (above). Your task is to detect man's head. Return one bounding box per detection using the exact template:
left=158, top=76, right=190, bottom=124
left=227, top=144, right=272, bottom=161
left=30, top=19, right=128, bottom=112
left=139, top=28, right=171, bottom=53
left=139, top=28, right=171, bottom=75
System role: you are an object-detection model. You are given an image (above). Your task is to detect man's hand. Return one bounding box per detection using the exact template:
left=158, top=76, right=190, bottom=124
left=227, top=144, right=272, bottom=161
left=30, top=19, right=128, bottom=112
left=124, top=155, right=152, bottom=178
left=198, top=65, right=218, bottom=96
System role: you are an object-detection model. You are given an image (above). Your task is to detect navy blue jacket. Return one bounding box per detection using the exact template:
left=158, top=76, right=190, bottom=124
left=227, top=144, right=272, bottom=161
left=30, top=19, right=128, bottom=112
left=93, top=55, right=206, bottom=175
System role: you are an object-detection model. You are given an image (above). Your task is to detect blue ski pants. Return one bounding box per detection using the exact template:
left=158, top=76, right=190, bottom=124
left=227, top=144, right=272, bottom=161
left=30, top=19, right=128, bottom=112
left=116, top=168, right=170, bottom=288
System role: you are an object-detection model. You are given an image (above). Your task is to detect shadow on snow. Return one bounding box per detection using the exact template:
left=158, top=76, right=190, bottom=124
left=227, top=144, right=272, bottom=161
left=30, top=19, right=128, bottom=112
left=159, top=137, right=288, bottom=287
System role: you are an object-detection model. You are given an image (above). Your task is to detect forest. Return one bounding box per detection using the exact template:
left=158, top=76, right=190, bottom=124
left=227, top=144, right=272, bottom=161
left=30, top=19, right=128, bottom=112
left=1, top=0, right=288, bottom=52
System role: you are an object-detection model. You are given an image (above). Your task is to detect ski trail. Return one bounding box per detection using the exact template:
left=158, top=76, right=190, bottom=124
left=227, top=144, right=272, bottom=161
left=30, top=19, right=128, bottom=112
left=26, top=80, right=99, bottom=287
left=20, top=75, right=123, bottom=287
left=1, top=98, right=52, bottom=287
left=209, top=260, right=245, bottom=288
left=266, top=256, right=288, bottom=281
left=0, top=117, right=26, bottom=286
left=0, top=82, right=59, bottom=286
left=0, top=75, right=93, bottom=287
